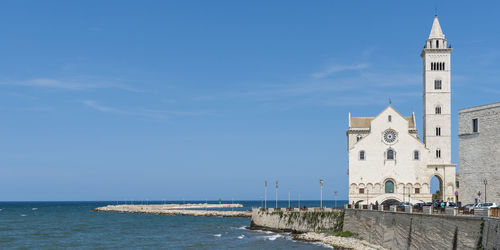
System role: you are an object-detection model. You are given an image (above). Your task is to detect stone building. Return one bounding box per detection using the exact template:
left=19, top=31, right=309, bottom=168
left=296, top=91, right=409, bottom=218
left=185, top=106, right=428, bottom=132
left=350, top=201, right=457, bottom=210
left=458, top=102, right=500, bottom=204
left=347, top=16, right=457, bottom=205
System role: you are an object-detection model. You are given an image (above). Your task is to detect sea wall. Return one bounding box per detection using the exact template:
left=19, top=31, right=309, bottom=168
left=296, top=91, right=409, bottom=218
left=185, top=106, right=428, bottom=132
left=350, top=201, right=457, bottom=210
left=343, top=209, right=500, bottom=250
left=250, top=208, right=343, bottom=233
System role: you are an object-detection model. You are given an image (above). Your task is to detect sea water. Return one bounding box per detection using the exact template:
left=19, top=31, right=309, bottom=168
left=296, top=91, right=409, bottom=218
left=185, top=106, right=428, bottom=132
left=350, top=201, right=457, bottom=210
left=0, top=200, right=347, bottom=249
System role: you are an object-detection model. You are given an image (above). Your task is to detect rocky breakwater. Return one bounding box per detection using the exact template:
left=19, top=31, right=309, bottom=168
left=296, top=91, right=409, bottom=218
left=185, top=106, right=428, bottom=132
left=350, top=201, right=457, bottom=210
left=295, top=232, right=387, bottom=250
left=93, top=203, right=251, bottom=218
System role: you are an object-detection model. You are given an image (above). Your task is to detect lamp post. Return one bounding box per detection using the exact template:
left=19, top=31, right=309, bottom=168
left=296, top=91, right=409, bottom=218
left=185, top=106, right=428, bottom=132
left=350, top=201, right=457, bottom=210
left=320, top=179, right=324, bottom=208
left=408, top=187, right=411, bottom=204
left=366, top=189, right=369, bottom=206
left=483, top=178, right=488, bottom=203
left=334, top=191, right=338, bottom=209
left=264, top=180, right=268, bottom=209
left=275, top=180, right=279, bottom=209
left=299, top=193, right=301, bottom=208
left=288, top=188, right=291, bottom=209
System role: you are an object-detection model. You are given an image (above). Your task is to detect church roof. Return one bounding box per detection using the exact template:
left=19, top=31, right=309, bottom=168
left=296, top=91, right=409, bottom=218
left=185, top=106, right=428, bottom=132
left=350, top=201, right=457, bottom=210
left=349, top=116, right=415, bottom=128
left=428, top=15, right=445, bottom=39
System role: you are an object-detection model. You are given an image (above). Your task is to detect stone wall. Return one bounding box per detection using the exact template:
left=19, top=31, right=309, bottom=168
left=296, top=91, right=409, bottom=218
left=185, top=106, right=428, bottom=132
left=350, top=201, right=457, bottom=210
left=250, top=208, right=343, bottom=233
left=459, top=102, right=500, bottom=205
left=343, top=209, right=500, bottom=250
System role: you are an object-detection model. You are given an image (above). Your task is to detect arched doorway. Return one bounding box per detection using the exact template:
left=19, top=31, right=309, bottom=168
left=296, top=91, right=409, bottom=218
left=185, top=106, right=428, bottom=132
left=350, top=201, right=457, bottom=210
left=430, top=175, right=443, bottom=201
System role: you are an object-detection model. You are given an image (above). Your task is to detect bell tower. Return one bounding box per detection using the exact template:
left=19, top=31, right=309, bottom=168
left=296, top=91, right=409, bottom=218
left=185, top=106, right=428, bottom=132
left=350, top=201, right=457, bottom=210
left=421, top=16, right=452, bottom=164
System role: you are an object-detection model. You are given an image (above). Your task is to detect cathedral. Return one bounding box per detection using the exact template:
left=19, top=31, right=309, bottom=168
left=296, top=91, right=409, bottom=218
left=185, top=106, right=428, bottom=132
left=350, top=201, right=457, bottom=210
left=347, top=16, right=456, bottom=205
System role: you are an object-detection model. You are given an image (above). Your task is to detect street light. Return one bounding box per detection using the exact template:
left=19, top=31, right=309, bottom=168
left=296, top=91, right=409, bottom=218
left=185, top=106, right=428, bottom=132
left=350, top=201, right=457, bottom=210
left=288, top=188, right=291, bottom=209
left=320, top=179, right=324, bottom=208
left=275, top=180, right=279, bottom=209
left=264, top=180, right=268, bottom=209
left=334, top=191, right=338, bottom=209
left=408, top=187, right=411, bottom=204
left=483, top=178, right=488, bottom=203
left=366, top=189, right=369, bottom=206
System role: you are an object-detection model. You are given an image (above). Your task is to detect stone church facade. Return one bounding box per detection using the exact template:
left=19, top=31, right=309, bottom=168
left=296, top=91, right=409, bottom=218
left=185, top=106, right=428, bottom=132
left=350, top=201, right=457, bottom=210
left=347, top=16, right=457, bottom=205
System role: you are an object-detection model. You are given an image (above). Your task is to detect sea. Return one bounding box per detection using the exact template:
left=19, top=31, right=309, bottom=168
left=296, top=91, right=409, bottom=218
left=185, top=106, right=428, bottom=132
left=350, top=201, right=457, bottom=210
left=0, top=200, right=348, bottom=249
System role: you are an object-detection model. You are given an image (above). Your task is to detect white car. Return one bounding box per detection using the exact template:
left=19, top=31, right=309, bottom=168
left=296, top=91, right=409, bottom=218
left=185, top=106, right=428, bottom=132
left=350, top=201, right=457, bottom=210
left=474, top=202, right=497, bottom=208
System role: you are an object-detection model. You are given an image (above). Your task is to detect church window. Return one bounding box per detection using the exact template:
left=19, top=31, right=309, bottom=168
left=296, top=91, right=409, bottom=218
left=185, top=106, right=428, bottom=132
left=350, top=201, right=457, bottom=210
left=436, top=149, right=441, bottom=158
left=359, top=188, right=365, bottom=194
left=356, top=135, right=362, bottom=142
left=388, top=115, right=392, bottom=122
left=385, top=181, right=394, bottom=193
left=436, top=127, right=441, bottom=136
left=436, top=40, right=439, bottom=48
left=472, top=118, right=478, bottom=133
left=442, top=62, right=445, bottom=70
left=359, top=151, right=365, bottom=160
left=435, top=106, right=441, bottom=114
left=415, top=188, right=420, bottom=194
left=414, top=150, right=419, bottom=160
left=434, top=80, right=442, bottom=90
left=431, top=62, right=434, bottom=70
left=386, top=149, right=395, bottom=160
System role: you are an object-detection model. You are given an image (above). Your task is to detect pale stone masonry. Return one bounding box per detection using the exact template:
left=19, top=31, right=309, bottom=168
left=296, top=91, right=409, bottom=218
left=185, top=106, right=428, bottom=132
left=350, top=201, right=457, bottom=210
left=459, top=102, right=500, bottom=205
left=347, top=16, right=456, bottom=205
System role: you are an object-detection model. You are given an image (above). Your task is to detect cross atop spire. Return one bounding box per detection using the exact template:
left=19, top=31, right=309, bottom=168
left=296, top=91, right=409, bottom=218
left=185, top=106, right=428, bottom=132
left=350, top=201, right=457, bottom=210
left=428, top=15, right=445, bottom=40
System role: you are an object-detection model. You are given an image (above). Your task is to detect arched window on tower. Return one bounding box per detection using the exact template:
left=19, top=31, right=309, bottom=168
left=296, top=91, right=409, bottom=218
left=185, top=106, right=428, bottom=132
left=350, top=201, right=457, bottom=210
left=434, top=80, right=442, bottom=90
left=388, top=115, right=392, bottom=122
left=436, top=149, right=441, bottom=158
left=414, top=150, right=420, bottom=160
left=386, top=149, right=395, bottom=160
left=356, top=135, right=362, bottom=142
left=359, top=151, right=365, bottom=160
left=436, top=40, right=439, bottom=48
left=436, top=127, right=441, bottom=136
left=435, top=106, right=441, bottom=114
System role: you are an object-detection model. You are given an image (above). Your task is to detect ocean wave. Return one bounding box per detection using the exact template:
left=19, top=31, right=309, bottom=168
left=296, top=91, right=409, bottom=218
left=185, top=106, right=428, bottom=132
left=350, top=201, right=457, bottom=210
left=213, top=234, right=222, bottom=237
left=264, top=234, right=282, bottom=241
left=20, top=214, right=27, bottom=217
left=32, top=208, right=38, bottom=211
left=237, top=234, right=245, bottom=239
left=311, top=241, right=334, bottom=249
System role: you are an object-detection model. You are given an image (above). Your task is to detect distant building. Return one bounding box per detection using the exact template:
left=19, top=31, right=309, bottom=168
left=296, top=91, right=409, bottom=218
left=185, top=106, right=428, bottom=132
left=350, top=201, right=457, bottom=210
left=458, top=102, right=500, bottom=205
left=347, top=16, right=456, bottom=205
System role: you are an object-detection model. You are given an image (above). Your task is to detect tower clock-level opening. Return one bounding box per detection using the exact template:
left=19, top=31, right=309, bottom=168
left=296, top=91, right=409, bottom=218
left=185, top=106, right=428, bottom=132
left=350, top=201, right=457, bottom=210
left=430, top=175, right=443, bottom=201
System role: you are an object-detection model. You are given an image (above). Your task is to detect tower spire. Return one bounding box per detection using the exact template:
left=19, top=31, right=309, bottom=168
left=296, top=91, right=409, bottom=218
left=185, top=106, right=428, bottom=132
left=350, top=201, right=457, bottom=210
left=428, top=16, right=445, bottom=39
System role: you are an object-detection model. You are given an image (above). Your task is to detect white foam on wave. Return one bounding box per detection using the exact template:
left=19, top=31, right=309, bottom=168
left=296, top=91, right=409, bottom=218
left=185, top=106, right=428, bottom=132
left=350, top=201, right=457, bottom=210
left=238, top=226, right=247, bottom=230
left=32, top=208, right=38, bottom=211
left=213, top=234, right=222, bottom=237
left=311, top=241, right=334, bottom=249
left=264, top=234, right=282, bottom=241
left=20, top=214, right=27, bottom=217
left=237, top=234, right=245, bottom=239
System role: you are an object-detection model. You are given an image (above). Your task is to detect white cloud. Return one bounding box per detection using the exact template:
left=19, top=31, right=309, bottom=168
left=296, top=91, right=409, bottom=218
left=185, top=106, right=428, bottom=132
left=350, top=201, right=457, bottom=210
left=1, top=78, right=143, bottom=92
left=80, top=100, right=209, bottom=120
left=312, top=63, right=369, bottom=79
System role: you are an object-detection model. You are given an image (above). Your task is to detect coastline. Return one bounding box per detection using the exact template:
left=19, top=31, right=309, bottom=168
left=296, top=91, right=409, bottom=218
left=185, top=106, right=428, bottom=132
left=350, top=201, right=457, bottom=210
left=294, top=232, right=387, bottom=250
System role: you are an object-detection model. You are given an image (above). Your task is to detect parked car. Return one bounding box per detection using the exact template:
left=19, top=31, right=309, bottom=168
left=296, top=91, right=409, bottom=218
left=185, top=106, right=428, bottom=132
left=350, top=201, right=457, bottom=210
left=475, top=202, right=497, bottom=208
left=413, top=203, right=425, bottom=208
left=446, top=202, right=457, bottom=207
left=398, top=202, right=412, bottom=207
left=463, top=203, right=476, bottom=211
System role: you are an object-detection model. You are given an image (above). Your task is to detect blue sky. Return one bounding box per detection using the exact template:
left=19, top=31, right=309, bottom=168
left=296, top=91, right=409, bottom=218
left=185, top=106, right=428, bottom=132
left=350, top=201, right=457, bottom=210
left=1, top=1, right=499, bottom=201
